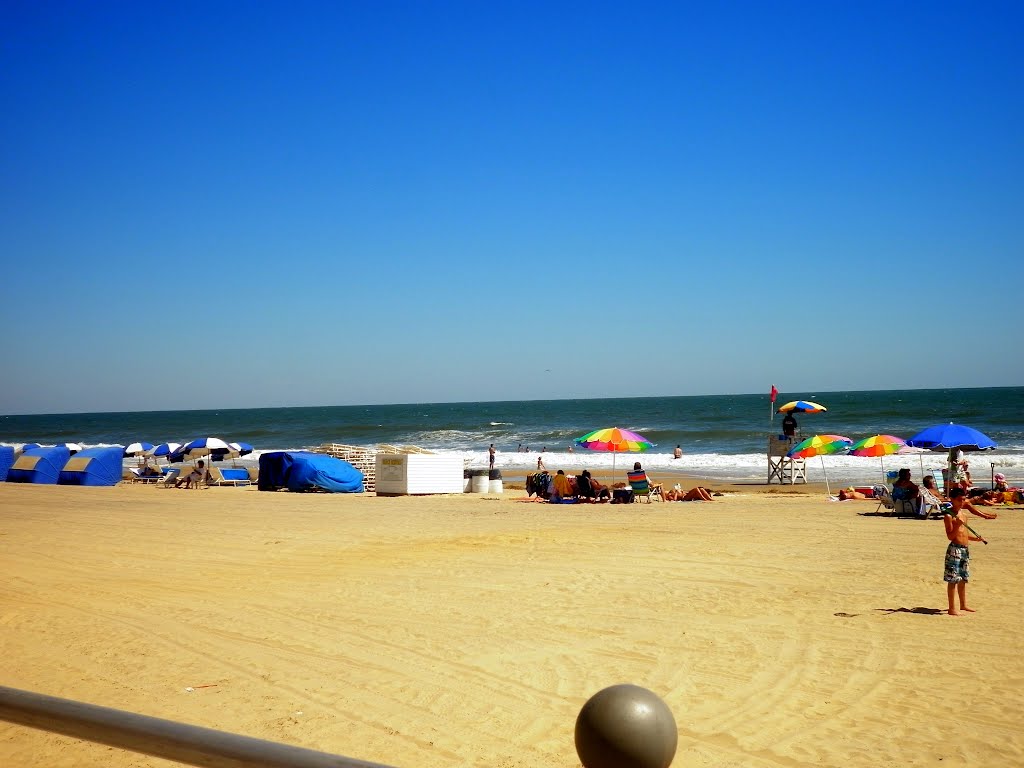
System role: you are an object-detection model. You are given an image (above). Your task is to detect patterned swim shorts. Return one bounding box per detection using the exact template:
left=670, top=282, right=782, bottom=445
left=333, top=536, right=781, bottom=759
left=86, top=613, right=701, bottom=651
left=944, top=542, right=970, bottom=583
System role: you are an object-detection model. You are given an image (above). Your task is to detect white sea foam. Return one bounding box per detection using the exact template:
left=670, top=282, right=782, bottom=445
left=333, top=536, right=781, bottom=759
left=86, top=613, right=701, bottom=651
left=440, top=449, right=1024, bottom=485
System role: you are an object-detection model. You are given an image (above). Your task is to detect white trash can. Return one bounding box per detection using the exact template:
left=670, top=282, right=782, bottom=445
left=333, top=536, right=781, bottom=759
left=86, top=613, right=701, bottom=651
left=470, top=470, right=489, bottom=493
left=488, top=468, right=503, bottom=494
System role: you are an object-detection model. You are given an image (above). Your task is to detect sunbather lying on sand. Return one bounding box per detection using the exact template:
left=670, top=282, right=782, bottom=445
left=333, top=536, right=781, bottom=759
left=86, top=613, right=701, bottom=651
left=666, top=485, right=714, bottom=501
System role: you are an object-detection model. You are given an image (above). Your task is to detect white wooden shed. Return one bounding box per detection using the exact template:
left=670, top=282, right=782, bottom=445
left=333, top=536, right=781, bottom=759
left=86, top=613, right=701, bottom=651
left=374, top=454, right=465, bottom=496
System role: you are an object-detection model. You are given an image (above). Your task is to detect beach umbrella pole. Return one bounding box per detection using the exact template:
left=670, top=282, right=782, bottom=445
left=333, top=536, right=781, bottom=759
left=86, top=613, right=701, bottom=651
left=821, top=456, right=831, bottom=496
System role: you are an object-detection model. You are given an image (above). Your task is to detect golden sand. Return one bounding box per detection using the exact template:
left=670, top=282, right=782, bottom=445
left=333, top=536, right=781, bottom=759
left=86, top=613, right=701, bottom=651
left=1, top=482, right=1022, bottom=767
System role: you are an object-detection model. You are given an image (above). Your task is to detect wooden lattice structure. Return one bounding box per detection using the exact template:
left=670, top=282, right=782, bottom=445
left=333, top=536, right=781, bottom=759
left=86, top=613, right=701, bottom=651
left=767, top=435, right=807, bottom=485
left=313, top=444, right=436, bottom=493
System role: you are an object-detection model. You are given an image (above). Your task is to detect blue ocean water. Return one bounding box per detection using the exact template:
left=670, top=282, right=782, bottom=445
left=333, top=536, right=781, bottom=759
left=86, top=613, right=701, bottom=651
left=3, top=387, right=1022, bottom=483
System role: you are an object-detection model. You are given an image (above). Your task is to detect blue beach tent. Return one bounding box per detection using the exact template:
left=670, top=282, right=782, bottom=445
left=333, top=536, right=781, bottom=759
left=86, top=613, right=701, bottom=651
left=6, top=446, right=72, bottom=484
left=258, top=451, right=364, bottom=493
left=0, top=445, right=15, bottom=481
left=58, top=446, right=124, bottom=486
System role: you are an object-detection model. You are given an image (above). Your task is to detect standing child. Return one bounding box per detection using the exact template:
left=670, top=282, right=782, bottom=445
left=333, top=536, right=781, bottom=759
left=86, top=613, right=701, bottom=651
left=943, top=487, right=997, bottom=616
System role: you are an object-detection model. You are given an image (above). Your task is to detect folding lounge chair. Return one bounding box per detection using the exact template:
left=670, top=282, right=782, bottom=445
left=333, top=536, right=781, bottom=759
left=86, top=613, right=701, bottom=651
left=156, top=468, right=181, bottom=488
left=209, top=467, right=252, bottom=486
left=918, top=488, right=950, bottom=519
left=627, top=470, right=660, bottom=503
left=873, top=485, right=896, bottom=515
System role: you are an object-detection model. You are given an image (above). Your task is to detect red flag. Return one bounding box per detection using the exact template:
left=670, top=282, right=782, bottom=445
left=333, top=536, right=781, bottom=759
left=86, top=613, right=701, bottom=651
left=770, top=385, right=778, bottom=402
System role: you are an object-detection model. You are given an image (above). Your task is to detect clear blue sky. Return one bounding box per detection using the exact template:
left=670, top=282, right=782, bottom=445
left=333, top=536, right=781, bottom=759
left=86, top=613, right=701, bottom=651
left=2, top=1, right=1021, bottom=414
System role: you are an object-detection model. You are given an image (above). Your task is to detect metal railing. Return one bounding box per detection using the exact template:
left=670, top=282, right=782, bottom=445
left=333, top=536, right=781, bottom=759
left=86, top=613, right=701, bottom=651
left=0, top=685, right=398, bottom=768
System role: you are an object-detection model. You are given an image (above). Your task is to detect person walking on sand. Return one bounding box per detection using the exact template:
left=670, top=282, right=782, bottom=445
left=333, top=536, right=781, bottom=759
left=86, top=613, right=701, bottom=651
left=537, top=455, right=546, bottom=471
left=943, top=487, right=997, bottom=616
left=488, top=443, right=496, bottom=470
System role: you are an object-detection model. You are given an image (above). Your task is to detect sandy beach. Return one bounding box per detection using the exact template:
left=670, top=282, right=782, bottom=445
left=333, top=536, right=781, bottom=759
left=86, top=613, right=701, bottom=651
left=1, top=481, right=1022, bottom=767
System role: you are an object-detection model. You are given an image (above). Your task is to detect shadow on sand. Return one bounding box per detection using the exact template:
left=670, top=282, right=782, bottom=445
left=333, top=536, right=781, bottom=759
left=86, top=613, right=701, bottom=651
left=875, top=607, right=945, bottom=616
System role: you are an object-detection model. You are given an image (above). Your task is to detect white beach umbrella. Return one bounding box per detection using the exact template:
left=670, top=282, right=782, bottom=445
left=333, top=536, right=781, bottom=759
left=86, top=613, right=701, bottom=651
left=124, top=442, right=154, bottom=457
left=179, top=437, right=231, bottom=460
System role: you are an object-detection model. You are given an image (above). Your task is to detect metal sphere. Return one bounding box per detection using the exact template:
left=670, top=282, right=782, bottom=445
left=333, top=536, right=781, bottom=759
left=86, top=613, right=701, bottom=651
left=574, top=684, right=678, bottom=768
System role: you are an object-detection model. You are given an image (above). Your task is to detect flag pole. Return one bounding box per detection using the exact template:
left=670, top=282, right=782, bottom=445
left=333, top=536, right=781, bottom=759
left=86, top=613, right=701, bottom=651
left=769, top=385, right=778, bottom=425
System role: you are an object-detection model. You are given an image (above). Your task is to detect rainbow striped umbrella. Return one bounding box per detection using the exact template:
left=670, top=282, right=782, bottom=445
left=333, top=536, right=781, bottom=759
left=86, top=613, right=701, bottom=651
left=787, top=434, right=852, bottom=496
left=776, top=400, right=827, bottom=414
left=849, top=434, right=907, bottom=484
left=575, top=427, right=655, bottom=453
left=848, top=435, right=906, bottom=458
left=575, top=427, right=655, bottom=483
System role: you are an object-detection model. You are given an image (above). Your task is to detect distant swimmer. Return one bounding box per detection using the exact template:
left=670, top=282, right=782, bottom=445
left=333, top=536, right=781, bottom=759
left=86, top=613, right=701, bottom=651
left=673, top=445, right=682, bottom=459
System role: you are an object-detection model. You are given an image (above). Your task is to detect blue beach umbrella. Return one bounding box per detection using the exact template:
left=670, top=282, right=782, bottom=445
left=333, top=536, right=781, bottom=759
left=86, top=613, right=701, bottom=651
left=906, top=423, right=997, bottom=451
left=907, top=423, right=996, bottom=489
left=151, top=442, right=182, bottom=463
left=123, top=442, right=154, bottom=458
left=211, top=442, right=254, bottom=464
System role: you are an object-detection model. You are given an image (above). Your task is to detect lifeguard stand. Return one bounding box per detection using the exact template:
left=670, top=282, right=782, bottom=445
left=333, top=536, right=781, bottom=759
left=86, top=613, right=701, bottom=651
left=767, top=435, right=806, bottom=484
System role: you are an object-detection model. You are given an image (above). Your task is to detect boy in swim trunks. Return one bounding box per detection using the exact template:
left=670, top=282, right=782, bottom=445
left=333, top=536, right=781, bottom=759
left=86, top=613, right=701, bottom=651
left=943, top=487, right=997, bottom=616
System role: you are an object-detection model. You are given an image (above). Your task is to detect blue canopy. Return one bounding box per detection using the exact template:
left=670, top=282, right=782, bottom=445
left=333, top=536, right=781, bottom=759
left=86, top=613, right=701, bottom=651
left=6, top=446, right=72, bottom=484
left=58, top=446, right=124, bottom=486
left=906, top=423, right=997, bottom=451
left=0, top=446, right=14, bottom=481
left=258, top=451, right=363, bottom=493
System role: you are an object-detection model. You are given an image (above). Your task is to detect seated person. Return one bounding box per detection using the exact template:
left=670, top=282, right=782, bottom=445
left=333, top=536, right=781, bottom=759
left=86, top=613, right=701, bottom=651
left=138, top=459, right=161, bottom=478
left=891, top=468, right=919, bottom=501
left=576, top=470, right=610, bottom=502
left=917, top=475, right=951, bottom=517
left=627, top=462, right=665, bottom=501
left=993, top=472, right=1012, bottom=493
left=175, top=460, right=206, bottom=488
left=550, top=469, right=573, bottom=501
left=921, top=475, right=946, bottom=501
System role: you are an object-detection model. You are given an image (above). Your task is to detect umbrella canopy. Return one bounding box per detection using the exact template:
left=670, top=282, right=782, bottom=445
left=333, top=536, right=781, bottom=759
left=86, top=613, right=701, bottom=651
left=787, top=434, right=852, bottom=459
left=776, top=400, right=827, bottom=414
left=151, top=442, right=182, bottom=459
left=849, top=435, right=906, bottom=484
left=574, top=427, right=655, bottom=453
left=179, top=437, right=231, bottom=457
left=906, top=423, right=997, bottom=451
left=211, top=442, right=254, bottom=462
left=61, top=442, right=84, bottom=454
left=787, top=434, right=852, bottom=496
left=848, top=435, right=906, bottom=458
left=574, top=427, right=655, bottom=483
left=123, top=442, right=154, bottom=458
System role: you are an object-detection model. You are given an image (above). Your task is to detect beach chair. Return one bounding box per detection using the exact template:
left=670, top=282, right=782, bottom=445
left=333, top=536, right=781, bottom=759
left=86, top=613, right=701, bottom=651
left=128, top=467, right=163, bottom=484
left=919, top=487, right=950, bottom=519
left=873, top=485, right=896, bottom=515
left=627, top=470, right=661, bottom=503
left=209, top=467, right=252, bottom=486
left=156, top=468, right=181, bottom=488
